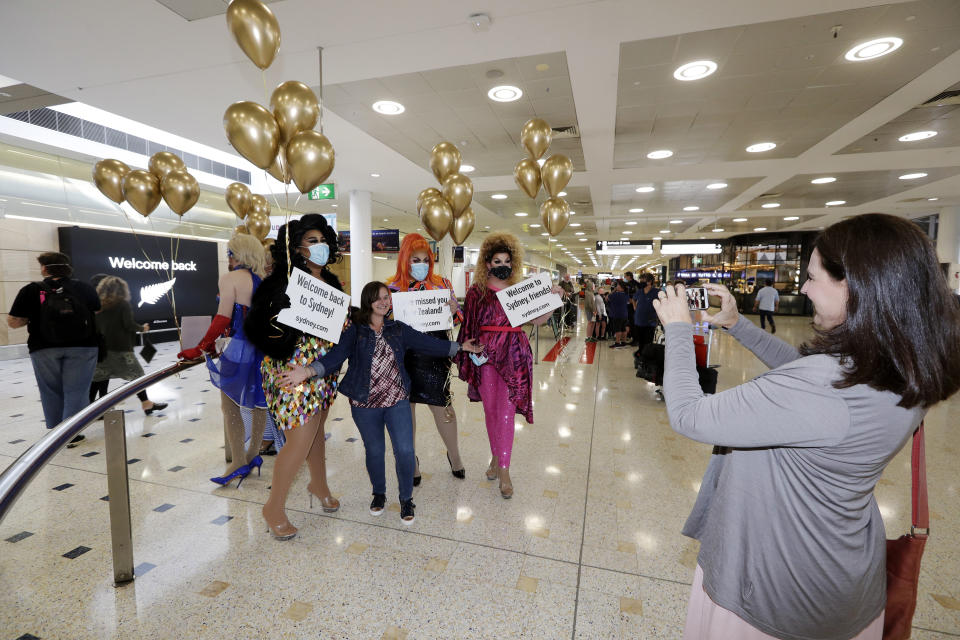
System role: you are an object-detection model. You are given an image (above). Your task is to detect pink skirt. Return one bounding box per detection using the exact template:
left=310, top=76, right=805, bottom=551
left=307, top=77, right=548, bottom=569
left=683, top=565, right=884, bottom=640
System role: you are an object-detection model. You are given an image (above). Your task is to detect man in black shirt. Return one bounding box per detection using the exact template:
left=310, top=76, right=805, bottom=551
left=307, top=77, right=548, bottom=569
left=8, top=252, right=100, bottom=438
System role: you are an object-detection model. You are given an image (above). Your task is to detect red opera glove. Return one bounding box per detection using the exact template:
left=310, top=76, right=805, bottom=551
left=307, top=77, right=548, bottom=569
left=177, top=314, right=231, bottom=360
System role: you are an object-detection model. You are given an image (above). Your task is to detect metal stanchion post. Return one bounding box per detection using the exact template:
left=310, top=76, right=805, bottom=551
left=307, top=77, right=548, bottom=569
left=104, top=409, right=134, bottom=586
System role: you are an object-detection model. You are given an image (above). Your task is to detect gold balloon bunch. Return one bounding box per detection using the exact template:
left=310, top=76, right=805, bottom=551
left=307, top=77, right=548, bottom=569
left=416, top=142, right=475, bottom=245
left=223, top=1, right=334, bottom=195
left=224, top=182, right=272, bottom=241
left=92, top=151, right=200, bottom=217
left=513, top=118, right=572, bottom=236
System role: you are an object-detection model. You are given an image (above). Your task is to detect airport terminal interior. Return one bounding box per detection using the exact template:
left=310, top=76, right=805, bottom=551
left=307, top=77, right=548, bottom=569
left=1, top=1, right=960, bottom=638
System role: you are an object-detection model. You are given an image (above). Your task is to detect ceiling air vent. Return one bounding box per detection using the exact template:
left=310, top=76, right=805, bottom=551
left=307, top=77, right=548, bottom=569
left=758, top=192, right=782, bottom=199
left=918, top=90, right=960, bottom=108
left=552, top=125, right=579, bottom=139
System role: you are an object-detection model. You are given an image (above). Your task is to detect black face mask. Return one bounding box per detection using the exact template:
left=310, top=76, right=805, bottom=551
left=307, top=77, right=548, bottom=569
left=489, top=265, right=512, bottom=281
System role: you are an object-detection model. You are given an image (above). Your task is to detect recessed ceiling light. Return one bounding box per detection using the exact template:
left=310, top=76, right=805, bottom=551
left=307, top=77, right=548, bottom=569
left=783, top=216, right=800, bottom=221
left=647, top=149, right=674, bottom=160
left=383, top=218, right=389, bottom=222
left=331, top=204, right=337, bottom=208
left=712, top=228, right=724, bottom=232
left=530, top=223, right=541, bottom=228
left=754, top=227, right=767, bottom=231
left=844, top=37, right=903, bottom=62
left=623, top=231, right=633, bottom=235
left=575, top=231, right=585, bottom=235
left=514, top=212, right=528, bottom=217
left=928, top=197, right=939, bottom=201
left=372, top=100, right=405, bottom=115
left=491, top=194, right=507, bottom=200
left=624, top=221, right=638, bottom=225
left=733, top=217, right=748, bottom=222
left=653, top=236, right=662, bottom=240
left=683, top=206, right=700, bottom=211
left=635, top=186, right=655, bottom=193
left=899, top=172, right=928, bottom=180
left=628, top=208, right=645, bottom=214
left=370, top=173, right=381, bottom=178
left=487, top=85, right=523, bottom=102
left=746, top=142, right=777, bottom=153
left=557, top=191, right=567, bottom=197
left=762, top=203, right=780, bottom=209
left=569, top=222, right=581, bottom=227
left=825, top=200, right=846, bottom=206
left=673, top=60, right=718, bottom=81
left=460, top=164, right=475, bottom=173
left=898, top=131, right=937, bottom=142
left=579, top=238, right=588, bottom=241
left=669, top=219, right=683, bottom=224
left=706, top=182, right=728, bottom=190
left=569, top=210, right=576, bottom=215
left=811, top=177, right=836, bottom=184
left=549, top=238, right=557, bottom=242
left=659, top=229, right=670, bottom=234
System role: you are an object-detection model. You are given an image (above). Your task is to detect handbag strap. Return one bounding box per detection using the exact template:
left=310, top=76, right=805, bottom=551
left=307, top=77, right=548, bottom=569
left=911, top=422, right=929, bottom=536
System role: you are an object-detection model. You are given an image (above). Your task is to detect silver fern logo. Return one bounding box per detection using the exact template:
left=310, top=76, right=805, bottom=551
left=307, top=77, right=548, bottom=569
left=138, top=278, right=177, bottom=307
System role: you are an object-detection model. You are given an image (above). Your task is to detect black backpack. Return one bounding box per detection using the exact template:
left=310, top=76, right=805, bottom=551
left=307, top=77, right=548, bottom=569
left=36, top=280, right=95, bottom=345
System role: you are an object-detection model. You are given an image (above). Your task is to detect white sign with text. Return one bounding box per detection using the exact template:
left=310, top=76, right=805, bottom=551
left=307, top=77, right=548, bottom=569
left=391, top=289, right=453, bottom=332
left=496, top=273, right=562, bottom=327
left=277, top=268, right=351, bottom=343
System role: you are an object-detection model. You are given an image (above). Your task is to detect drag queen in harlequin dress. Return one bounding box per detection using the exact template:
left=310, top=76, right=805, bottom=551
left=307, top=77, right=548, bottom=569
left=455, top=232, right=563, bottom=498
left=244, top=214, right=344, bottom=540
left=386, top=233, right=466, bottom=483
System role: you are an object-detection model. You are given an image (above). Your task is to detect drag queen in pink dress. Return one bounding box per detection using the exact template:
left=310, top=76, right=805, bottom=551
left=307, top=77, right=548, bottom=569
left=455, top=232, right=562, bottom=498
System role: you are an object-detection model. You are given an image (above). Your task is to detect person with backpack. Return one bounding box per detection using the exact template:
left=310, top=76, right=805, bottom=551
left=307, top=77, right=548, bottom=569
left=7, top=252, right=101, bottom=444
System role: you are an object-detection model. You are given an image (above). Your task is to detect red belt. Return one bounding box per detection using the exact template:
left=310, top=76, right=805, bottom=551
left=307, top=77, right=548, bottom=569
left=480, top=325, right=522, bottom=332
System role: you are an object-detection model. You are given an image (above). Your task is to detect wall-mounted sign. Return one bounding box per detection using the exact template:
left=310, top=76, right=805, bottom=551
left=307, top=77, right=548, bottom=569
left=337, top=229, right=400, bottom=253
left=660, top=242, right=722, bottom=255
left=675, top=270, right=732, bottom=280
left=267, top=214, right=337, bottom=240
left=307, top=183, right=336, bottom=200
left=453, top=246, right=464, bottom=264
left=595, top=240, right=654, bottom=255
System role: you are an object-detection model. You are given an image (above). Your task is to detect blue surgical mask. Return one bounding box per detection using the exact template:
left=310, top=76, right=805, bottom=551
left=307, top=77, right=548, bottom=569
left=301, top=243, right=329, bottom=267
left=410, top=263, right=429, bottom=281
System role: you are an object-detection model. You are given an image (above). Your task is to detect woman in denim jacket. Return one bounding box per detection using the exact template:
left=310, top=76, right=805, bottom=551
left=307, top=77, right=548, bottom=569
left=278, top=281, right=482, bottom=525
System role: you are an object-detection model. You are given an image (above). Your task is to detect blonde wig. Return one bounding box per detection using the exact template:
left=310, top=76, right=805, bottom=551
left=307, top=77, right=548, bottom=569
left=96, top=276, right=131, bottom=308
left=228, top=233, right=267, bottom=277
left=472, top=231, right=524, bottom=290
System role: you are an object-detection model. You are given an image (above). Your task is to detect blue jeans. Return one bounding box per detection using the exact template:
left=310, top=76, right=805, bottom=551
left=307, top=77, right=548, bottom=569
left=350, top=399, right=415, bottom=502
left=29, top=346, right=98, bottom=428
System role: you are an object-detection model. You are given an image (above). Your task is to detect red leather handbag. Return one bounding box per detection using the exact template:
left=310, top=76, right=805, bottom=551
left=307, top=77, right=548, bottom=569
left=884, top=423, right=928, bottom=640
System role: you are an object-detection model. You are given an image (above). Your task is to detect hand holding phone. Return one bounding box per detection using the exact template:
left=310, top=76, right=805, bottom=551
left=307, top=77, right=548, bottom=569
left=685, top=287, right=708, bottom=311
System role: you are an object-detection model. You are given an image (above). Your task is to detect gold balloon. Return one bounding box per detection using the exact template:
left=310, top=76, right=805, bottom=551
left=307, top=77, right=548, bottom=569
left=416, top=187, right=441, bottom=213
left=514, top=157, right=542, bottom=199
left=92, top=159, right=131, bottom=204
left=286, top=130, right=335, bottom=194
left=160, top=169, right=200, bottom=216
left=270, top=81, right=320, bottom=144
left=420, top=195, right=452, bottom=242
left=226, top=0, right=281, bottom=70
left=249, top=194, right=271, bottom=218
left=223, top=101, right=280, bottom=170
left=449, top=207, right=475, bottom=245
left=520, top=118, right=552, bottom=159
left=541, top=154, right=573, bottom=198
left=122, top=170, right=161, bottom=217
left=246, top=212, right=271, bottom=241
left=441, top=173, right=473, bottom=218
left=235, top=224, right=250, bottom=235
left=429, top=142, right=461, bottom=184
left=225, top=182, right=252, bottom=219
left=540, top=197, right=570, bottom=236
left=267, top=146, right=291, bottom=184
left=148, top=151, right=185, bottom=180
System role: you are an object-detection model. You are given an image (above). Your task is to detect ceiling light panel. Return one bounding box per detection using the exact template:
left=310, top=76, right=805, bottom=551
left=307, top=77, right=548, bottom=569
left=612, top=178, right=762, bottom=215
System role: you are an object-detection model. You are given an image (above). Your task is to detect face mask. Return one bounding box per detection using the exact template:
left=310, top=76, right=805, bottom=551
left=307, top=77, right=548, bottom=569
left=489, top=265, right=512, bottom=281
left=410, top=263, right=429, bottom=281
left=301, top=243, right=329, bottom=267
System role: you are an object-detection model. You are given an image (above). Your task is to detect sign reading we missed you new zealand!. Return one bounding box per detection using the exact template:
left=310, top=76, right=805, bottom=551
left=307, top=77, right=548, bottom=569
left=496, top=273, right=563, bottom=327
left=391, top=289, right=453, bottom=332
left=278, top=268, right=351, bottom=343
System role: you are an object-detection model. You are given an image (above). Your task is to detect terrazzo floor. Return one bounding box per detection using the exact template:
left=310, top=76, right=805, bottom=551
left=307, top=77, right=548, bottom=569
left=1, top=312, right=958, bottom=639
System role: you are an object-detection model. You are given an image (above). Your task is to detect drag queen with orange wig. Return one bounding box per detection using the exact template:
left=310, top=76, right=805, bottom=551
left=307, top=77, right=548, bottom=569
left=386, top=233, right=465, bottom=483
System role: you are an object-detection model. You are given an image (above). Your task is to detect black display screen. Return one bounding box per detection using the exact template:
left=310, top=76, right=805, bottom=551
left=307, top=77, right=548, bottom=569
left=58, top=227, right=220, bottom=336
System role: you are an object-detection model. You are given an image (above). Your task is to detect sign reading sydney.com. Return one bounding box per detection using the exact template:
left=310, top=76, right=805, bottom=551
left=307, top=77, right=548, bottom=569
left=58, top=227, right=219, bottom=331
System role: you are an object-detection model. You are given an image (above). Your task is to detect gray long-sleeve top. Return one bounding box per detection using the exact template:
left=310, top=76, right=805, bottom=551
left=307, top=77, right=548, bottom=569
left=663, top=316, right=925, bottom=640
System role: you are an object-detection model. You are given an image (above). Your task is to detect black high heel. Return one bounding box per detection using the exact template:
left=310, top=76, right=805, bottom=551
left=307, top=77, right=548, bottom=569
left=413, top=456, right=422, bottom=487
left=447, top=452, right=465, bottom=479
left=144, top=402, right=168, bottom=415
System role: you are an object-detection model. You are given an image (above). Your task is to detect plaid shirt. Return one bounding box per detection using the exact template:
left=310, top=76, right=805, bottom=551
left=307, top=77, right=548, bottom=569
left=349, top=330, right=406, bottom=408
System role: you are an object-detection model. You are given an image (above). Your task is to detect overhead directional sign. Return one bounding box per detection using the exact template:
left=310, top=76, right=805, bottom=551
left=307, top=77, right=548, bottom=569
left=307, top=183, right=336, bottom=200
left=595, top=240, right=654, bottom=255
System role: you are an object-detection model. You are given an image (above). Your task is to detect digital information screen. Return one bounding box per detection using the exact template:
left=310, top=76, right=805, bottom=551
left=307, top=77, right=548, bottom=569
left=58, top=227, right=220, bottom=340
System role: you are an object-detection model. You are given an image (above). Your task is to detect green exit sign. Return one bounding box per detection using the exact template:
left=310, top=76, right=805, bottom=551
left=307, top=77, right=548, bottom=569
left=307, top=184, right=335, bottom=200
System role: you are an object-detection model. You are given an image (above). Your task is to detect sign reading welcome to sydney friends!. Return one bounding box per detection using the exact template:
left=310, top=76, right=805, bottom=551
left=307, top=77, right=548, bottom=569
left=496, top=273, right=563, bottom=327
left=391, top=289, right=453, bottom=332
left=277, top=268, right=351, bottom=343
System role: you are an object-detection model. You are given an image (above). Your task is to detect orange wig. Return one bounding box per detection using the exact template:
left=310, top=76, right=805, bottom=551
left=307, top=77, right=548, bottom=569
left=386, top=233, right=446, bottom=291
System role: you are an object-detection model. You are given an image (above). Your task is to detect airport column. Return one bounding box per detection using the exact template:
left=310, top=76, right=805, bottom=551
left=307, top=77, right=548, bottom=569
left=349, top=189, right=372, bottom=297
left=937, top=206, right=960, bottom=294
left=439, top=235, right=453, bottom=280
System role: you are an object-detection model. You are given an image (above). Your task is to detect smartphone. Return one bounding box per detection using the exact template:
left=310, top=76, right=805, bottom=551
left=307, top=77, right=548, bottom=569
left=686, top=287, right=708, bottom=311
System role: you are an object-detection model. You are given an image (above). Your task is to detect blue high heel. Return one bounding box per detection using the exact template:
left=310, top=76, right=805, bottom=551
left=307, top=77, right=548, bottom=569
left=210, top=464, right=251, bottom=488
left=247, top=455, right=263, bottom=476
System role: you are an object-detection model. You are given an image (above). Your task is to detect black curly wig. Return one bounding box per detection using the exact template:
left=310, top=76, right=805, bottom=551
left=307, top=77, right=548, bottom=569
left=271, top=213, right=342, bottom=276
